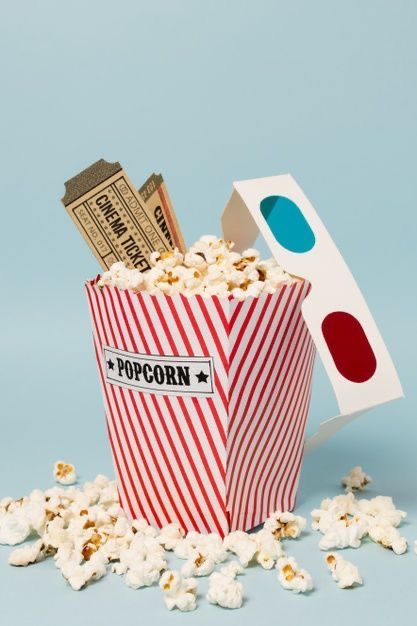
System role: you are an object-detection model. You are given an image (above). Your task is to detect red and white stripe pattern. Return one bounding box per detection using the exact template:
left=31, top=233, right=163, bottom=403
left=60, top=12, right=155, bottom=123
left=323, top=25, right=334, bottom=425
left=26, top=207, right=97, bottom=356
left=85, top=279, right=315, bottom=536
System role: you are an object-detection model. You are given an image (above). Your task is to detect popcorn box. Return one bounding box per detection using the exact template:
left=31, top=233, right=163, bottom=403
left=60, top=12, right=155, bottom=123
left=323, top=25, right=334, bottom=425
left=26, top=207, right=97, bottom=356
left=86, top=279, right=315, bottom=536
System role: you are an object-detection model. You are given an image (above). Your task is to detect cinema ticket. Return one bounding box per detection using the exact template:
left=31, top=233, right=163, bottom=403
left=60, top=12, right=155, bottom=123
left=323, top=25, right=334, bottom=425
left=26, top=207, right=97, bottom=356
left=62, top=160, right=184, bottom=271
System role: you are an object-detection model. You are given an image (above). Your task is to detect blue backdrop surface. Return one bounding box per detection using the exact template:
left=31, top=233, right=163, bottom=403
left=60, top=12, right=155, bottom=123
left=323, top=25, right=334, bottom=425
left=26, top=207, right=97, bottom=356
left=1, top=1, right=416, bottom=624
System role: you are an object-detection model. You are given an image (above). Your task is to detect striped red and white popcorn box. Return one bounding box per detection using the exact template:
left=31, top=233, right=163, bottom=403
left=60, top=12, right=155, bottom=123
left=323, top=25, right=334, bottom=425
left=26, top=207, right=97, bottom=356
left=85, top=278, right=315, bottom=536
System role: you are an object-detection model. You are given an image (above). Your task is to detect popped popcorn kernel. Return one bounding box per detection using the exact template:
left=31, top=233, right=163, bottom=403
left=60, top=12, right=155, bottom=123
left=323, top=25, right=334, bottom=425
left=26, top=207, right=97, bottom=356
left=264, top=510, right=306, bottom=540
left=159, top=570, right=198, bottom=611
left=223, top=530, right=257, bottom=567
left=54, top=461, right=77, bottom=486
left=158, top=522, right=185, bottom=550
left=368, top=523, right=407, bottom=555
left=206, top=561, right=244, bottom=609
left=325, top=552, right=362, bottom=589
left=276, top=556, right=313, bottom=594
left=341, top=466, right=372, bottom=492
left=181, top=547, right=215, bottom=577
left=8, top=539, right=50, bottom=567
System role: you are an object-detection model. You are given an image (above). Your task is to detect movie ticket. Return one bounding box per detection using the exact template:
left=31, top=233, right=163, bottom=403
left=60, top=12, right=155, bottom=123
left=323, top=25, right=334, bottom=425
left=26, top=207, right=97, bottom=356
left=139, top=173, right=185, bottom=253
left=62, top=159, right=184, bottom=271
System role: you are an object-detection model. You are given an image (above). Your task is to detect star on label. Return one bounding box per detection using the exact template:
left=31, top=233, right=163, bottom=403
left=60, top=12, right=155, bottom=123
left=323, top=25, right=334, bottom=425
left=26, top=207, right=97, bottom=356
left=107, top=359, right=115, bottom=370
left=195, top=370, right=209, bottom=383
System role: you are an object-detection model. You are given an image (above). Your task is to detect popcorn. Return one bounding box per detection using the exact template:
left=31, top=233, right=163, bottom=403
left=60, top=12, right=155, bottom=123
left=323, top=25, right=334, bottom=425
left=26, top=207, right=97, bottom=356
left=158, top=522, right=185, bottom=550
left=181, top=547, right=216, bottom=577
left=1, top=462, right=409, bottom=605
left=311, top=493, right=358, bottom=533
left=325, top=553, right=362, bottom=589
left=0, top=509, right=32, bottom=545
left=206, top=561, right=244, bottom=609
left=0, top=493, right=47, bottom=545
left=54, top=461, right=77, bottom=486
left=8, top=539, right=50, bottom=566
left=318, top=517, right=368, bottom=551
left=341, top=466, right=372, bottom=492
left=131, top=518, right=159, bottom=538
left=276, top=556, right=313, bottom=594
left=174, top=531, right=227, bottom=564
left=159, top=570, right=198, bottom=611
left=254, top=528, right=286, bottom=569
left=60, top=550, right=108, bottom=591
left=223, top=530, right=257, bottom=567
left=264, top=510, right=306, bottom=540
left=125, top=560, right=165, bottom=589
left=117, top=535, right=167, bottom=588
left=356, top=496, right=406, bottom=528
left=311, top=493, right=366, bottom=549
left=368, top=522, right=407, bottom=555
left=97, top=235, right=295, bottom=298
left=311, top=475, right=409, bottom=561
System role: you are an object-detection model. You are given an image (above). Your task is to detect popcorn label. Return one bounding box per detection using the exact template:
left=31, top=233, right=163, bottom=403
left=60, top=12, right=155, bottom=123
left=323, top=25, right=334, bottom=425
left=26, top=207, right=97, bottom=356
left=103, top=346, right=215, bottom=397
left=139, top=173, right=186, bottom=253
left=62, top=160, right=183, bottom=271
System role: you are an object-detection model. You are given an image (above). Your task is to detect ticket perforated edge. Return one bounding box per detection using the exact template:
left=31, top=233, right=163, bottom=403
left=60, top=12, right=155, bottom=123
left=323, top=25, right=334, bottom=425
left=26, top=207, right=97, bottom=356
left=62, top=160, right=184, bottom=271
left=139, top=173, right=185, bottom=253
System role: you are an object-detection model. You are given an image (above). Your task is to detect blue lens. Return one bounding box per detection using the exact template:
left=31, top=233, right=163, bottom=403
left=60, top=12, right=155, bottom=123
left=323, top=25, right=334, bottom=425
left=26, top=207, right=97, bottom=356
left=260, top=195, right=316, bottom=253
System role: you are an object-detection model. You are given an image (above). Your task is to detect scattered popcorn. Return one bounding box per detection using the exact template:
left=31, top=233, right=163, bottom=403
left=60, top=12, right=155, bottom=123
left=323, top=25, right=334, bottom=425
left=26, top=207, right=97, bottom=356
left=206, top=561, right=244, bottom=609
left=159, top=570, right=198, bottom=611
left=117, top=535, right=167, bottom=589
left=264, top=510, right=306, bottom=540
left=0, top=509, right=32, bottom=545
left=223, top=531, right=257, bottom=567
left=174, top=531, right=227, bottom=564
left=54, top=461, right=77, bottom=486
left=97, top=236, right=295, bottom=299
left=61, top=550, right=108, bottom=591
left=318, top=517, right=368, bottom=551
left=254, top=528, right=286, bottom=569
left=311, top=493, right=358, bottom=534
left=325, top=553, right=363, bottom=589
left=0, top=463, right=411, bottom=606
left=0, top=492, right=46, bottom=545
left=356, top=496, right=406, bottom=528
left=276, top=556, right=313, bottom=594
left=131, top=518, right=159, bottom=538
left=368, top=522, right=407, bottom=555
left=158, top=522, right=185, bottom=550
left=341, top=466, right=372, bottom=492
left=8, top=539, right=50, bottom=566
left=181, top=547, right=216, bottom=577
left=311, top=490, right=407, bottom=554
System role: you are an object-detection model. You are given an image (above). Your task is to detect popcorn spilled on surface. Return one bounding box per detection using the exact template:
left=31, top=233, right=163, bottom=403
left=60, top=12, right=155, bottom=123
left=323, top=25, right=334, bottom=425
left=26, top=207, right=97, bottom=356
left=54, top=461, right=77, bottom=486
left=206, top=562, right=244, bottom=609
left=159, top=570, right=198, bottom=611
left=325, top=553, right=362, bottom=589
left=341, top=466, right=372, bottom=493
left=311, top=489, right=407, bottom=553
left=0, top=463, right=413, bottom=610
left=276, top=556, right=313, bottom=594
left=97, top=235, right=296, bottom=299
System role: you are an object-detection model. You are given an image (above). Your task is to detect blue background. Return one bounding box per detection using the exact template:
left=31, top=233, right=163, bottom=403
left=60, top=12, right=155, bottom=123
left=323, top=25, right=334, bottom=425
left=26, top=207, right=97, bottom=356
left=1, top=1, right=416, bottom=624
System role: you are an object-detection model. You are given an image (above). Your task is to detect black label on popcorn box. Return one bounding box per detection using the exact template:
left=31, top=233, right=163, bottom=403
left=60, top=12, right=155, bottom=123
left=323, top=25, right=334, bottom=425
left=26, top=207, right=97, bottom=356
left=103, top=346, right=215, bottom=397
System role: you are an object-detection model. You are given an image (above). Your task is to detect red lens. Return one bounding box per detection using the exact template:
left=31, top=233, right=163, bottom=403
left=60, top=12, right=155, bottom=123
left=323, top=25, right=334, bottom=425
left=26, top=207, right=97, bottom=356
left=322, top=312, right=377, bottom=383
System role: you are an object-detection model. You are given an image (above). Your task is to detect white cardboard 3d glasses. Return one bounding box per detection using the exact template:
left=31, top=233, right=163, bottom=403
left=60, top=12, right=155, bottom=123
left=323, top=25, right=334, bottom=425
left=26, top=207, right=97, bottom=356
left=222, top=174, right=403, bottom=451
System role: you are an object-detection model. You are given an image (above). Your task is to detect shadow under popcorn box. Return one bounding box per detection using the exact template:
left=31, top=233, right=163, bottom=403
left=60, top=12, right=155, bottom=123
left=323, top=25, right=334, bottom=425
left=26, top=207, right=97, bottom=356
left=85, top=277, right=316, bottom=537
